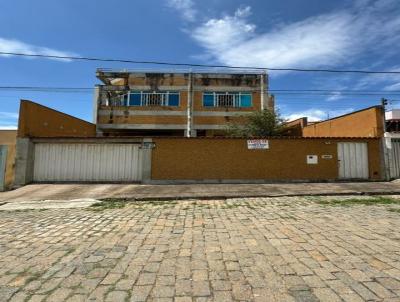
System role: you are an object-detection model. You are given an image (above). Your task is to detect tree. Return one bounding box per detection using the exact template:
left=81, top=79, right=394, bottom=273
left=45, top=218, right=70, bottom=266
left=226, top=109, right=286, bottom=137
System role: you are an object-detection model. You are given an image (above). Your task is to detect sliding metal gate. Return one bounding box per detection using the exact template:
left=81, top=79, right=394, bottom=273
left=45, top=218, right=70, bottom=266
left=388, top=139, right=400, bottom=179
left=33, top=143, right=143, bottom=182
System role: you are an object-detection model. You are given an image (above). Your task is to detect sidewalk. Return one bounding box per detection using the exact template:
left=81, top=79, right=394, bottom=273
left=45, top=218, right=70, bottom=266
left=2, top=181, right=400, bottom=203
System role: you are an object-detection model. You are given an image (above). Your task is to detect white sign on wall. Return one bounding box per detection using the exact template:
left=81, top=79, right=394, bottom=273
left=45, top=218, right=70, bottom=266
left=307, top=155, right=318, bottom=164
left=247, top=139, right=269, bottom=149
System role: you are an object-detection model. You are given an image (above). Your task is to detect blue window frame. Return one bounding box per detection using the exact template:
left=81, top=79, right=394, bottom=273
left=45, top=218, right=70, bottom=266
left=203, top=93, right=215, bottom=107
left=125, top=91, right=180, bottom=106
left=168, top=93, right=180, bottom=106
left=129, top=93, right=141, bottom=106
left=239, top=94, right=252, bottom=107
left=202, top=92, right=252, bottom=108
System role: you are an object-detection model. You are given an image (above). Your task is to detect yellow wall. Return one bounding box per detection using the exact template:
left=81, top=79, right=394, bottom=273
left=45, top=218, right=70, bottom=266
left=151, top=138, right=382, bottom=181
left=0, top=130, right=17, bottom=189
left=18, top=100, right=96, bottom=138
left=303, top=107, right=384, bottom=137
left=98, top=115, right=187, bottom=125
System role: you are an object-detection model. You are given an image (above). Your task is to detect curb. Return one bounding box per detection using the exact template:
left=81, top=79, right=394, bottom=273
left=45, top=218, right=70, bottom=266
left=103, top=191, right=400, bottom=202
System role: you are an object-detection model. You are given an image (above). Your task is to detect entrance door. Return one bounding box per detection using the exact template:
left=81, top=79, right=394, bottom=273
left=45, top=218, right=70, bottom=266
left=337, top=142, right=369, bottom=179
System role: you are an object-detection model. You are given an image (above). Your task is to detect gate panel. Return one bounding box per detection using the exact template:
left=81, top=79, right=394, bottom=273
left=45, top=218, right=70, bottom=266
left=0, top=145, right=7, bottom=191
left=389, top=139, right=400, bottom=179
left=338, top=142, right=369, bottom=179
left=33, top=143, right=142, bottom=182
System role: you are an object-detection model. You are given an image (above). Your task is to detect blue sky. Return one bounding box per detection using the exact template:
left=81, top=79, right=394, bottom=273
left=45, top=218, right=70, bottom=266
left=1, top=0, right=400, bottom=128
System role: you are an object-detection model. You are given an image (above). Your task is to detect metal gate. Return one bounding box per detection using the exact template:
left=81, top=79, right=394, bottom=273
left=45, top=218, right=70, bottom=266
left=0, top=145, right=7, bottom=191
left=388, top=139, right=400, bottom=179
left=337, top=142, right=369, bottom=179
left=33, top=143, right=143, bottom=182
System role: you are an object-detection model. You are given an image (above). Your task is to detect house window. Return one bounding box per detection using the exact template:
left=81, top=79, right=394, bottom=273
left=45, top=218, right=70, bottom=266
left=202, top=92, right=252, bottom=108
left=120, top=91, right=180, bottom=106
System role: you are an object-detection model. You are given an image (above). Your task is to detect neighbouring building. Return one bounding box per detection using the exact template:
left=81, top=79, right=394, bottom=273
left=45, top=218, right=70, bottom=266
left=385, top=109, right=400, bottom=136
left=94, top=69, right=275, bottom=137
left=13, top=100, right=96, bottom=187
left=301, top=106, right=385, bottom=138
left=0, top=130, right=17, bottom=191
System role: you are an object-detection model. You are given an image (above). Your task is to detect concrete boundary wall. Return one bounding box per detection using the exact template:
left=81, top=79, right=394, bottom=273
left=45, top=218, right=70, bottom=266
left=13, top=136, right=383, bottom=186
left=151, top=137, right=383, bottom=182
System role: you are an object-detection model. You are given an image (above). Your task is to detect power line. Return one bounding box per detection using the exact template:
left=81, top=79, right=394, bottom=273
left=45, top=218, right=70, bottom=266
left=4, top=86, right=400, bottom=93
left=1, top=51, right=400, bottom=75
left=0, top=86, right=400, bottom=96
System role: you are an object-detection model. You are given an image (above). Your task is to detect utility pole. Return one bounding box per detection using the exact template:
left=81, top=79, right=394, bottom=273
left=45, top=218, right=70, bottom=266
left=381, top=98, right=388, bottom=133
left=381, top=98, right=390, bottom=180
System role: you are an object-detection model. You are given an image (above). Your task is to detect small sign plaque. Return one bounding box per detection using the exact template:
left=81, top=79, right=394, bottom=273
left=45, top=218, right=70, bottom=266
left=307, top=155, right=318, bottom=164
left=247, top=139, right=269, bottom=149
left=321, top=155, right=333, bottom=159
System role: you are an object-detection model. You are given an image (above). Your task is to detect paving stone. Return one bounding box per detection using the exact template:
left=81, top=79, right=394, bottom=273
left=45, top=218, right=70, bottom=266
left=105, top=290, right=129, bottom=301
left=101, top=273, right=123, bottom=285
left=136, top=273, right=156, bottom=286
left=192, top=281, right=211, bottom=297
left=231, top=282, right=252, bottom=301
left=176, top=279, right=191, bottom=296
left=213, top=291, right=233, bottom=301
left=27, top=295, right=46, bottom=302
left=377, top=277, right=400, bottom=290
left=313, top=287, right=342, bottom=302
left=174, top=297, right=193, bottom=302
left=47, top=288, right=72, bottom=302
left=151, top=285, right=174, bottom=298
left=65, top=295, right=86, bottom=302
left=9, top=291, right=29, bottom=302
left=364, top=281, right=396, bottom=298
left=130, top=285, right=152, bottom=301
left=0, top=196, right=399, bottom=301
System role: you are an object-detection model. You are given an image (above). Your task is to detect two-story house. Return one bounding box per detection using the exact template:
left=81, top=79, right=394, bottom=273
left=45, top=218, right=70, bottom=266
left=94, top=69, right=275, bottom=137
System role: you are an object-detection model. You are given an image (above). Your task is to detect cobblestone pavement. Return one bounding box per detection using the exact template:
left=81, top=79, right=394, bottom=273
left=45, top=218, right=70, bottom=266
left=1, top=197, right=400, bottom=302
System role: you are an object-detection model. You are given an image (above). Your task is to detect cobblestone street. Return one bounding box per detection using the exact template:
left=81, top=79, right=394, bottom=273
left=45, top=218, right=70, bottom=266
left=1, top=197, right=400, bottom=301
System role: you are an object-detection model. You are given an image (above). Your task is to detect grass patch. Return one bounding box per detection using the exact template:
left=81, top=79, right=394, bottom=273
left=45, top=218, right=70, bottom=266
left=89, top=199, right=127, bottom=211
left=316, top=196, right=400, bottom=206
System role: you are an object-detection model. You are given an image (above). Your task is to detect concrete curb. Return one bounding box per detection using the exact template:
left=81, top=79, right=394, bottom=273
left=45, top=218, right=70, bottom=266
left=103, top=191, right=400, bottom=202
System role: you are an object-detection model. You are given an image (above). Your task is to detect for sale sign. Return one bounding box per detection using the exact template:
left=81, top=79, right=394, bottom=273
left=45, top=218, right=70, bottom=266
left=247, top=139, right=269, bottom=149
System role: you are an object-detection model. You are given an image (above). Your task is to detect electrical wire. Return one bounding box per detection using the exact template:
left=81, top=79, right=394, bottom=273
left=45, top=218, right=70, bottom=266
left=1, top=51, right=400, bottom=75
left=0, top=86, right=400, bottom=96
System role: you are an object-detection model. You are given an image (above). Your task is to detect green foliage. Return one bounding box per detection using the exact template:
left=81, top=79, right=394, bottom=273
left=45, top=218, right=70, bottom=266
left=226, top=109, right=286, bottom=137
left=89, top=199, right=127, bottom=211
left=316, top=196, right=400, bottom=206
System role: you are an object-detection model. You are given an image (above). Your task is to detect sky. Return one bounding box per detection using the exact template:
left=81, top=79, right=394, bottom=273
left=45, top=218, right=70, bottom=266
left=1, top=0, right=400, bottom=129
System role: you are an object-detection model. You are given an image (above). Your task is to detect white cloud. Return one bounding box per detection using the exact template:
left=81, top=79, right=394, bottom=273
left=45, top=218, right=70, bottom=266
left=325, top=92, right=346, bottom=102
left=0, top=112, right=18, bottom=129
left=166, top=0, right=196, bottom=21
left=0, top=37, right=77, bottom=61
left=192, top=7, right=255, bottom=53
left=385, top=82, right=400, bottom=91
left=354, top=66, right=400, bottom=90
left=0, top=125, right=17, bottom=130
left=190, top=0, right=400, bottom=70
left=0, top=112, right=18, bottom=120
left=285, top=108, right=354, bottom=122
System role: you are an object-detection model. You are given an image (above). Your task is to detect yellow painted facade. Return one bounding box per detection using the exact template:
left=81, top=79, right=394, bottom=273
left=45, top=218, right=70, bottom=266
left=96, top=70, right=273, bottom=136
